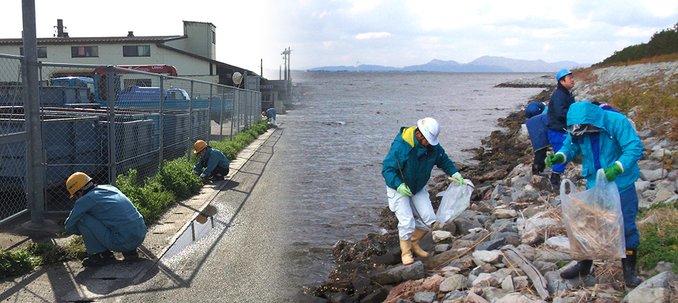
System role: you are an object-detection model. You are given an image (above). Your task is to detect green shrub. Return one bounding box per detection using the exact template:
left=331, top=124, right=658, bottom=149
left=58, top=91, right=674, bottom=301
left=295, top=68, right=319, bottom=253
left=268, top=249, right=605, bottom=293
left=157, top=158, right=202, bottom=200
left=0, top=249, right=41, bottom=279
left=637, top=201, right=678, bottom=273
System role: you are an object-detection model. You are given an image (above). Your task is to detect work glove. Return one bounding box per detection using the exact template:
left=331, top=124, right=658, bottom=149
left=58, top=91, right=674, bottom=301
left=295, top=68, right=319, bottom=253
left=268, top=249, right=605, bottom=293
left=192, top=169, right=200, bottom=175
left=604, top=162, right=623, bottom=181
left=448, top=172, right=464, bottom=186
left=545, top=152, right=565, bottom=167
left=397, top=183, right=413, bottom=197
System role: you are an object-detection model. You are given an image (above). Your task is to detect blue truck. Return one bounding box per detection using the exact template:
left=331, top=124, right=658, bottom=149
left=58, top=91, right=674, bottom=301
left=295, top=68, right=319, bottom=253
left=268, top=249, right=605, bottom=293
left=49, top=65, right=233, bottom=122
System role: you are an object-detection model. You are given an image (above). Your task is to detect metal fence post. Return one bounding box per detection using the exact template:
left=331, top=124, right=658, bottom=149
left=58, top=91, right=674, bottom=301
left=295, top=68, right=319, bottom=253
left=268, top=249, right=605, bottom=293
left=21, top=0, right=47, bottom=227
left=158, top=77, right=164, bottom=168
left=106, top=66, right=117, bottom=185
left=188, top=80, right=194, bottom=157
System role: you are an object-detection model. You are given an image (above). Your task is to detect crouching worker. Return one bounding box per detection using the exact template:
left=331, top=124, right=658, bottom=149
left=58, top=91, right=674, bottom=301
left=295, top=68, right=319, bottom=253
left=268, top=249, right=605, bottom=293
left=525, top=101, right=549, bottom=175
left=262, top=107, right=277, bottom=127
left=64, top=172, right=147, bottom=267
left=192, top=139, right=230, bottom=183
left=545, top=101, right=643, bottom=287
left=382, top=117, right=464, bottom=265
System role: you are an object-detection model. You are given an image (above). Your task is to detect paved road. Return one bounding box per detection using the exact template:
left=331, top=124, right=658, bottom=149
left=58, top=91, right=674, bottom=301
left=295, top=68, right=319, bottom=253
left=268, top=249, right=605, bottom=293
left=100, top=128, right=308, bottom=302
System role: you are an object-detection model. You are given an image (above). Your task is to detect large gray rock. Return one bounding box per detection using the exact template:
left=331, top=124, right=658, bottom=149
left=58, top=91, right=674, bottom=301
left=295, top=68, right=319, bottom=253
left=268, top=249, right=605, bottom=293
left=640, top=168, right=668, bottom=182
left=638, top=159, right=664, bottom=170
left=413, top=291, right=436, bottom=303
left=439, top=274, right=467, bottom=292
left=488, top=219, right=517, bottom=233
left=371, top=261, right=426, bottom=285
left=622, top=271, right=675, bottom=303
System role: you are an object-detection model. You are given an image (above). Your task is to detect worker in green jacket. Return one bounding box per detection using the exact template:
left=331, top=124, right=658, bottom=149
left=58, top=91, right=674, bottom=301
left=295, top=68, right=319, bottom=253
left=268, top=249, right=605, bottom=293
left=382, top=117, right=464, bottom=265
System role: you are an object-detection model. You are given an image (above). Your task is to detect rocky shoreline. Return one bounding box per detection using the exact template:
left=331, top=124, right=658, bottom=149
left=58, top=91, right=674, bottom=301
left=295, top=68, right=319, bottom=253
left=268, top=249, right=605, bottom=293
left=303, top=62, right=678, bottom=303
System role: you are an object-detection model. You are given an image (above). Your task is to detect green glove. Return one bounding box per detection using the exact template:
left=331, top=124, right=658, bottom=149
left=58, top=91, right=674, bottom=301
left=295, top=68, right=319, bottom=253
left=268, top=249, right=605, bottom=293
left=604, top=162, right=623, bottom=181
left=397, top=183, right=413, bottom=197
left=545, top=152, right=565, bottom=167
left=448, top=172, right=464, bottom=186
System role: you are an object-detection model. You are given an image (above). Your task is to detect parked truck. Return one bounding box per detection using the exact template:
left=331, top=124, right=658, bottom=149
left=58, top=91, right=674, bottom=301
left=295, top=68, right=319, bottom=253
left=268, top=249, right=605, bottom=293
left=49, top=65, right=233, bottom=122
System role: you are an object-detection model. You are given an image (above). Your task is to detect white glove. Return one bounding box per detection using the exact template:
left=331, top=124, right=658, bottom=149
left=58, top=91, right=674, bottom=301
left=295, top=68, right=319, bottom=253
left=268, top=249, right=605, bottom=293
left=448, top=172, right=464, bottom=186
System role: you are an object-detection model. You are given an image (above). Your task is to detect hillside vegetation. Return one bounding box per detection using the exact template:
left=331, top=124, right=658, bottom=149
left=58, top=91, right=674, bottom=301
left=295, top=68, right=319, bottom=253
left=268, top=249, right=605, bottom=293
left=595, top=23, right=678, bottom=67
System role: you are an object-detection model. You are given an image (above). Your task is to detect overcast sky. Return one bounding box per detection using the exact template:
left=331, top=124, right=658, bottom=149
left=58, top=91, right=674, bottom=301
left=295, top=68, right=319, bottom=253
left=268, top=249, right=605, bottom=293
left=2, top=0, right=676, bottom=77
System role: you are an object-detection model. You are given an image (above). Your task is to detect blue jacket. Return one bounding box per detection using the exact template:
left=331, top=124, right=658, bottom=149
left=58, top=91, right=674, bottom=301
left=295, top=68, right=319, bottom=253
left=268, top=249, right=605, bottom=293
left=547, top=84, right=575, bottom=131
left=558, top=102, right=643, bottom=191
left=64, top=185, right=146, bottom=238
left=382, top=126, right=458, bottom=193
left=526, top=113, right=550, bottom=152
left=193, top=147, right=230, bottom=178
left=265, top=108, right=277, bottom=120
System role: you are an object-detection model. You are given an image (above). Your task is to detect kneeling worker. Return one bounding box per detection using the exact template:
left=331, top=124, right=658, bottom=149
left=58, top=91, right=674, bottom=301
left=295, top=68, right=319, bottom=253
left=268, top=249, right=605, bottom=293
left=65, top=172, right=147, bottom=267
left=192, top=139, right=230, bottom=183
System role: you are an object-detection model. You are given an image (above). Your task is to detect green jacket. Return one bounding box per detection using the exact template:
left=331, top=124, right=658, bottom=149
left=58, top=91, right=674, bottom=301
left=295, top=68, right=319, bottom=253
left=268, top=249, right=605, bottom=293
left=382, top=126, right=458, bottom=193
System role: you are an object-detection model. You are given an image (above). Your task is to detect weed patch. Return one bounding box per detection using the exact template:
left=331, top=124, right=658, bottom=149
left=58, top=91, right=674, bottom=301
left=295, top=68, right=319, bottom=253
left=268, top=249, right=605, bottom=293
left=637, top=201, right=678, bottom=273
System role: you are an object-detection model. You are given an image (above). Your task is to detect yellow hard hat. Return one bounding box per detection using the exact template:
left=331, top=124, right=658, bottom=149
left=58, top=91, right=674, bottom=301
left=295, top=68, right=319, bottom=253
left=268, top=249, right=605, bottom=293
left=194, top=140, right=207, bottom=154
left=66, top=172, right=92, bottom=198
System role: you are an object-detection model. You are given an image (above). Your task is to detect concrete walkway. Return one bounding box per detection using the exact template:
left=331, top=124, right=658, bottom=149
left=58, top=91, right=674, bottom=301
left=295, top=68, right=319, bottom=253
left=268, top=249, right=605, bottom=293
left=0, top=127, right=280, bottom=302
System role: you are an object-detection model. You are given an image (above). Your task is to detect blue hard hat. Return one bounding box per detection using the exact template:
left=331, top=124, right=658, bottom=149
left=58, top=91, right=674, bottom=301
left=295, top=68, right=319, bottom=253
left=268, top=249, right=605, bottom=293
left=525, top=102, right=545, bottom=119
left=555, top=69, right=572, bottom=81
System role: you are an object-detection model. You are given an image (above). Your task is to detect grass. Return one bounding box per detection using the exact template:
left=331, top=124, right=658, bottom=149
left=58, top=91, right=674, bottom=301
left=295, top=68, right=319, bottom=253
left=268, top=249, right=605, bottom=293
left=637, top=201, right=678, bottom=273
left=576, top=64, right=678, bottom=142
left=0, top=121, right=269, bottom=279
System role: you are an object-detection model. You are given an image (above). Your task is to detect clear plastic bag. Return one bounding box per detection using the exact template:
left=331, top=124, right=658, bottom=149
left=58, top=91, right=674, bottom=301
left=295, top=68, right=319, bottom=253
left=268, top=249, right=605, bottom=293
left=560, top=169, right=625, bottom=260
left=436, top=180, right=474, bottom=224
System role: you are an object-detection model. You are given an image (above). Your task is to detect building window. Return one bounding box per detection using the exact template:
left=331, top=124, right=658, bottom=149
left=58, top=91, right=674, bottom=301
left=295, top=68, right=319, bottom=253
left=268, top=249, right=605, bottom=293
left=71, top=46, right=98, bottom=58
left=19, top=47, right=47, bottom=58
left=212, top=30, right=216, bottom=44
left=123, top=45, right=151, bottom=57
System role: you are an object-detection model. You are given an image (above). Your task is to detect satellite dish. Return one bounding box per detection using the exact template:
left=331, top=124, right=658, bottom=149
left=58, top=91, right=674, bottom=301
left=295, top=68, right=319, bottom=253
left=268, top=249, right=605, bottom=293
left=232, top=72, right=243, bottom=86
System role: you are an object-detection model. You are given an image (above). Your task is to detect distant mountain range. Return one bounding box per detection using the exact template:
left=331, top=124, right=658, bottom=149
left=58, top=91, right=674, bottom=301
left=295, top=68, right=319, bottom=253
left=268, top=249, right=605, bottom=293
left=307, top=56, right=587, bottom=73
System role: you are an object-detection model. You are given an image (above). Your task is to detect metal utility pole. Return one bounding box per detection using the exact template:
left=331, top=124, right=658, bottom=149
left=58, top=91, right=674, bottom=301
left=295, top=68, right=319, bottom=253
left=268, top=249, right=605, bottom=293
left=281, top=47, right=292, bottom=101
left=21, top=0, right=49, bottom=229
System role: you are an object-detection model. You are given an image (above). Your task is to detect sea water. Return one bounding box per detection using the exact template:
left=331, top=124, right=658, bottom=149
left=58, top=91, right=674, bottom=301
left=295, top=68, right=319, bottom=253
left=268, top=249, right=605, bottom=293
left=275, top=71, right=546, bottom=288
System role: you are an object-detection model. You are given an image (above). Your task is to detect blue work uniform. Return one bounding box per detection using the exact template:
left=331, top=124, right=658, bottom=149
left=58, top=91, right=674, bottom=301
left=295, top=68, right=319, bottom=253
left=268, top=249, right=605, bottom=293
left=547, top=84, right=575, bottom=173
left=193, top=146, right=230, bottom=179
left=557, top=101, right=643, bottom=249
left=382, top=126, right=459, bottom=239
left=64, top=185, right=146, bottom=255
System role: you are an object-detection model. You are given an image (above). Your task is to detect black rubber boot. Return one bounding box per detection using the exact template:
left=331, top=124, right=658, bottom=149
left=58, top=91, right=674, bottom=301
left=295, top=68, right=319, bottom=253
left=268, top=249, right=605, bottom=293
left=82, top=251, right=115, bottom=267
left=532, top=149, right=547, bottom=174
left=622, top=249, right=642, bottom=288
left=560, top=260, right=593, bottom=279
left=550, top=172, right=561, bottom=191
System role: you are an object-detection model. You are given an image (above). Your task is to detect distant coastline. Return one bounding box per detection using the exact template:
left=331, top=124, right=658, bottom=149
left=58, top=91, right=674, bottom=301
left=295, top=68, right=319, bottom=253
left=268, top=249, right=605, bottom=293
left=307, top=56, right=588, bottom=73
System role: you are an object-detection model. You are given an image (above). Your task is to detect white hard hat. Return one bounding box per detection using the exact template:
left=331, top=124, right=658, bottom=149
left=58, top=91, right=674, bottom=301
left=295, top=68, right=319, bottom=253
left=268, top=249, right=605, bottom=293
left=417, top=117, right=440, bottom=146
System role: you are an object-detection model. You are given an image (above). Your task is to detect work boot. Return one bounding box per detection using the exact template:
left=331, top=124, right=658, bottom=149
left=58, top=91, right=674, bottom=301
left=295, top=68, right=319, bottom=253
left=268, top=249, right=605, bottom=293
left=622, top=249, right=642, bottom=288
left=560, top=260, right=593, bottom=279
left=550, top=172, right=561, bottom=191
left=122, top=249, right=140, bottom=261
left=399, top=240, right=414, bottom=265
left=82, top=251, right=115, bottom=267
left=411, top=229, right=430, bottom=258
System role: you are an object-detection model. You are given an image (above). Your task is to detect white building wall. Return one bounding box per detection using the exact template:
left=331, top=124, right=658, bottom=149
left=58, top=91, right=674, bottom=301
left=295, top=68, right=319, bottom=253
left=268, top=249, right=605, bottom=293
left=0, top=43, right=218, bottom=84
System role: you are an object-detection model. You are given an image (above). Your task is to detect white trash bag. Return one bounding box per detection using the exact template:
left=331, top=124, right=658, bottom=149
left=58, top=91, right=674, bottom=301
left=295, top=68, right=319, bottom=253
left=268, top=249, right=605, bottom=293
left=560, top=169, right=625, bottom=260
left=436, top=180, right=474, bottom=224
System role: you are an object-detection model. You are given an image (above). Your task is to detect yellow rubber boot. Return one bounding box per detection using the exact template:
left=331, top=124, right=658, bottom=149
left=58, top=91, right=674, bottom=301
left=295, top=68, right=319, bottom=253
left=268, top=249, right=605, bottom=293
left=411, top=229, right=430, bottom=258
left=399, top=240, right=414, bottom=265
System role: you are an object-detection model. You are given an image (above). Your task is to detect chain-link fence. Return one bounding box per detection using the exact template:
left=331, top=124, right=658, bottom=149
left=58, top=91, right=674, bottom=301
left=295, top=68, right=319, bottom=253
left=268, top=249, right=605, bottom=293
left=0, top=57, right=261, bottom=222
